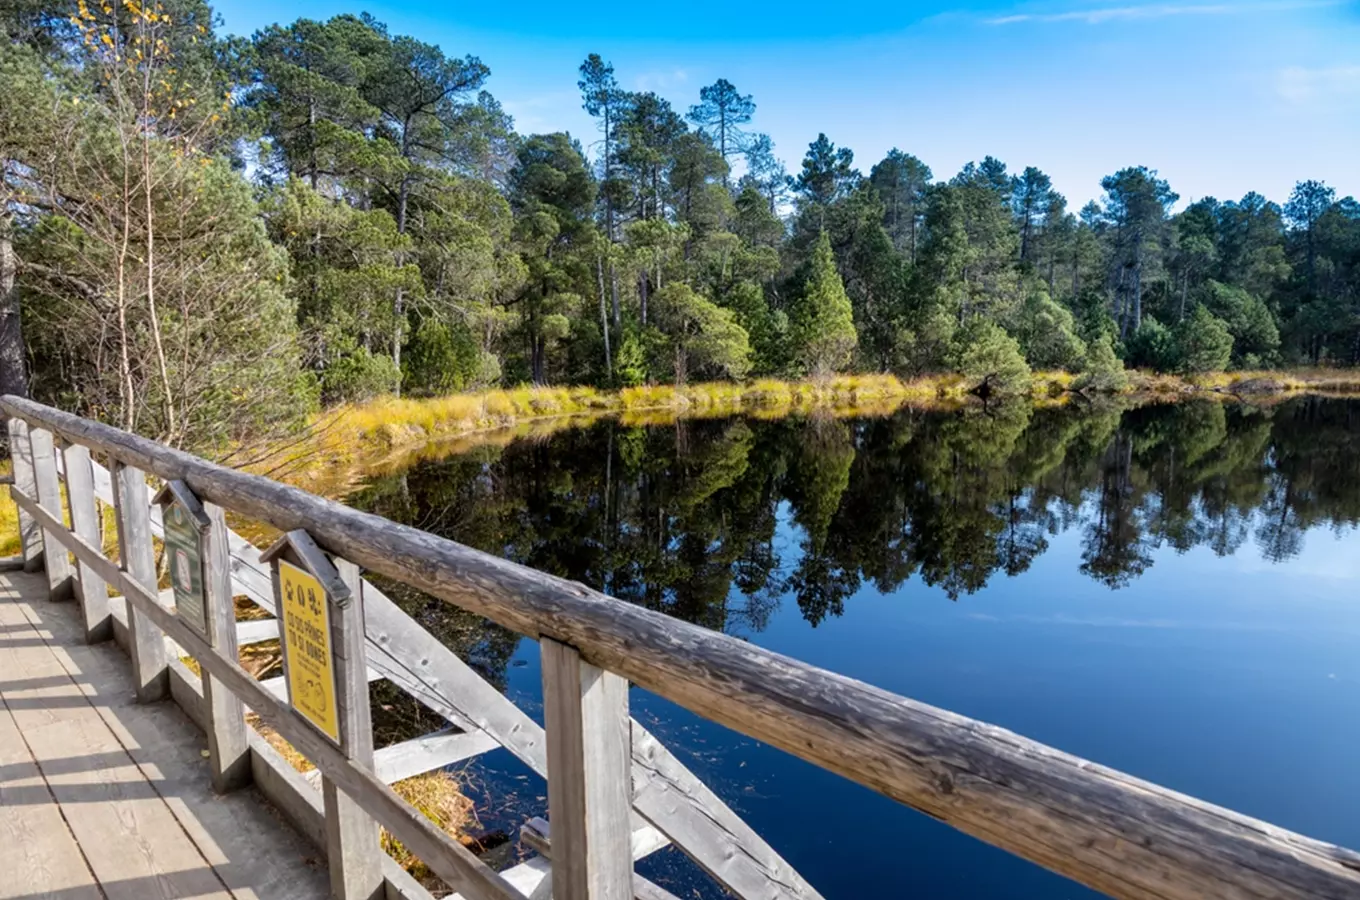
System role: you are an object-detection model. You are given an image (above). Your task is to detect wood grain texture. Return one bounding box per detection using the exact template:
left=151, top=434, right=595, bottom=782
left=61, top=443, right=112, bottom=643
left=110, top=462, right=168, bottom=702
left=203, top=500, right=250, bottom=793
left=10, top=396, right=1360, bottom=900
left=541, top=638, right=633, bottom=900
left=11, top=580, right=331, bottom=900
left=0, top=695, right=103, bottom=900
left=326, top=555, right=384, bottom=900
left=0, top=576, right=233, bottom=900
left=631, top=723, right=820, bottom=900
left=368, top=728, right=500, bottom=785
left=518, top=819, right=679, bottom=900
left=10, top=490, right=524, bottom=900
left=27, top=428, right=74, bottom=602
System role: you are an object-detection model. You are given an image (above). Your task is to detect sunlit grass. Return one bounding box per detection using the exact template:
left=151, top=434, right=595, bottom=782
left=232, top=368, right=1360, bottom=498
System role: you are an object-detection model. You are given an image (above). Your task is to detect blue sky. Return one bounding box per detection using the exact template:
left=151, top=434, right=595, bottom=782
left=213, top=0, right=1360, bottom=208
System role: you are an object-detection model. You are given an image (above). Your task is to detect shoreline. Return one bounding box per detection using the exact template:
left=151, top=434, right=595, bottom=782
left=253, top=369, right=1360, bottom=499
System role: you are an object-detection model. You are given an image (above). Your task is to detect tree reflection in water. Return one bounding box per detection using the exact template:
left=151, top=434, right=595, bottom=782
left=350, top=396, right=1360, bottom=683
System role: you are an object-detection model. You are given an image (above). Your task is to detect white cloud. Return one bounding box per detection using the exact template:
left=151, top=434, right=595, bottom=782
left=633, top=69, right=690, bottom=92
left=985, top=0, right=1339, bottom=26
left=1276, top=65, right=1360, bottom=105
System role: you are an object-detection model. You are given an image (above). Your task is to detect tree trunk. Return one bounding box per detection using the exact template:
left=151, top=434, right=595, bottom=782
left=141, top=130, right=175, bottom=441
left=1131, top=257, right=1143, bottom=335
left=609, top=264, right=621, bottom=330
left=392, top=124, right=415, bottom=396
left=598, top=254, right=611, bottom=380
left=639, top=271, right=648, bottom=327
left=0, top=208, right=29, bottom=400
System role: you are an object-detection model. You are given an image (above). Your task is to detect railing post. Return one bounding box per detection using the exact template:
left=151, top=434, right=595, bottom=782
left=265, top=531, right=383, bottom=900
left=29, top=427, right=75, bottom=602
left=326, top=556, right=384, bottom=900
left=112, top=461, right=168, bottom=702
left=203, top=500, right=251, bottom=791
left=541, top=637, right=633, bottom=900
left=62, top=443, right=112, bottom=642
left=7, top=417, right=43, bottom=571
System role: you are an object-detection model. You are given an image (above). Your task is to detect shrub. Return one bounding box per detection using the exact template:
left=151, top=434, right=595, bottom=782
left=321, top=347, right=401, bottom=403
left=1174, top=305, right=1234, bottom=374
left=949, top=318, right=1032, bottom=396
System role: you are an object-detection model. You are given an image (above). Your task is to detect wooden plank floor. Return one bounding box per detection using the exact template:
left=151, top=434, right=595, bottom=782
left=0, top=570, right=330, bottom=900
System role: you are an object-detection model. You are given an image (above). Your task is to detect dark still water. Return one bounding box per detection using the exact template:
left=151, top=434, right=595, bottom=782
left=351, top=397, right=1360, bottom=899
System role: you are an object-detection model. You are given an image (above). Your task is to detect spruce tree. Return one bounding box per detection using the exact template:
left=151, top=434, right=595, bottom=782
left=790, top=232, right=857, bottom=377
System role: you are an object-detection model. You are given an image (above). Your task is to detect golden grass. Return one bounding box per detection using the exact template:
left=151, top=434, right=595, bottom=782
left=249, top=714, right=475, bottom=892
left=216, top=368, right=1360, bottom=497
left=0, top=460, right=17, bottom=557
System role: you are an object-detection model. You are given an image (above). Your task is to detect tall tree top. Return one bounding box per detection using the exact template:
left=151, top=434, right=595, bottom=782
left=796, top=133, right=857, bottom=209
left=687, top=78, right=755, bottom=176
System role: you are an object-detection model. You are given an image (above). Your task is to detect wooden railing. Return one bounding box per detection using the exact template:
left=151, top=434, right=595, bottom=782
left=4, top=393, right=1360, bottom=900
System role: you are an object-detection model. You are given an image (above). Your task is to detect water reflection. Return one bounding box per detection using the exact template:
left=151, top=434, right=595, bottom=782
left=350, top=395, right=1360, bottom=898
left=352, top=397, right=1360, bottom=639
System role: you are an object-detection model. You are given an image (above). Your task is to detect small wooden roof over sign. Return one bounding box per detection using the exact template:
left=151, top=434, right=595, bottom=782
left=260, top=529, right=353, bottom=608
left=151, top=479, right=210, bottom=532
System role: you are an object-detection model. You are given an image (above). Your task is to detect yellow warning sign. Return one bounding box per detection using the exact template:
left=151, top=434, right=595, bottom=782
left=279, top=560, right=339, bottom=743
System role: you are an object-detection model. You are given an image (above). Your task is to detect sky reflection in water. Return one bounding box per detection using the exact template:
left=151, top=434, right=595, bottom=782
left=353, top=397, right=1360, bottom=899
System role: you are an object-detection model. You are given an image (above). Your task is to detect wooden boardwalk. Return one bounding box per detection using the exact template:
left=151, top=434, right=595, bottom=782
left=0, top=569, right=328, bottom=900
left=5, top=396, right=1360, bottom=900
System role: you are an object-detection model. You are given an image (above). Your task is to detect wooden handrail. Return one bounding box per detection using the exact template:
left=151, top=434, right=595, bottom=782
left=5, top=394, right=1360, bottom=900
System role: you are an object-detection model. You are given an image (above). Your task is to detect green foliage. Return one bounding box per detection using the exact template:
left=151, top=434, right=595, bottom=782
left=613, top=332, right=648, bottom=387
left=403, top=320, right=481, bottom=396
left=1203, top=281, right=1279, bottom=366
left=1007, top=289, right=1086, bottom=370
left=7, top=4, right=1360, bottom=439
left=322, top=344, right=402, bottom=403
left=652, top=283, right=752, bottom=383
left=790, top=232, right=857, bottom=377
left=1075, top=334, right=1128, bottom=392
left=1126, top=319, right=1177, bottom=372
left=1173, top=306, right=1234, bottom=374
left=950, top=319, right=1032, bottom=395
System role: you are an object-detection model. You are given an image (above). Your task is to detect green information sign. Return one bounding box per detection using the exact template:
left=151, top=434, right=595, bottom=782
left=163, top=499, right=208, bottom=637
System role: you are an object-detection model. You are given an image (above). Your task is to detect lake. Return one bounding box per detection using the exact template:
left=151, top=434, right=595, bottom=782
left=350, top=396, right=1360, bottom=899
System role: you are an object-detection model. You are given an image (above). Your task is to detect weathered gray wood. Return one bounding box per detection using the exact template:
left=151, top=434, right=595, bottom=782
left=520, top=816, right=669, bottom=863
left=11, top=397, right=1360, bottom=900
left=237, top=617, right=280, bottom=645
left=369, top=728, right=500, bottom=785
left=325, top=555, right=384, bottom=900
left=61, top=443, right=112, bottom=643
left=203, top=500, right=250, bottom=793
left=631, top=723, right=819, bottom=900
left=10, top=488, right=525, bottom=900
left=0, top=696, right=103, bottom=900
left=7, top=417, right=43, bottom=571
left=518, top=819, right=678, bottom=900
left=28, top=428, right=74, bottom=602
left=110, top=461, right=168, bottom=702
left=541, top=638, right=633, bottom=900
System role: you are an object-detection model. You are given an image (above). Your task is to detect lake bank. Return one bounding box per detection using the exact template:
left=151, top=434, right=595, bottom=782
left=253, top=368, right=1360, bottom=498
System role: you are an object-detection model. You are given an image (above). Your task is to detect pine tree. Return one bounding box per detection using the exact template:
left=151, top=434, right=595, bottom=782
left=790, top=232, right=857, bottom=377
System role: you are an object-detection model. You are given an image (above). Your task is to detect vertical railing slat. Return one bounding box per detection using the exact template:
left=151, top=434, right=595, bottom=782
left=112, top=461, right=168, bottom=702
left=326, top=556, right=385, bottom=900
left=7, top=417, right=43, bottom=571
left=541, top=637, right=633, bottom=900
left=203, top=500, right=250, bottom=791
left=62, top=443, right=112, bottom=642
left=29, top=427, right=75, bottom=602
